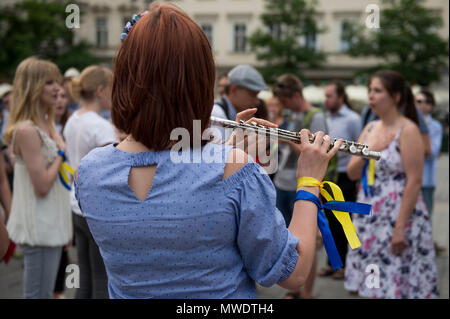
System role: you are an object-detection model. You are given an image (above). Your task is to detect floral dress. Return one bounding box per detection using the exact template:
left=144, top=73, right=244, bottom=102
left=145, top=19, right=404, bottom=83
left=344, top=123, right=439, bottom=299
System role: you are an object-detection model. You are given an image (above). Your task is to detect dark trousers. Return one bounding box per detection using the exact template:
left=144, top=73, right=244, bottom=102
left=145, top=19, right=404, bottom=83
left=275, top=187, right=297, bottom=227
left=54, top=248, right=69, bottom=293
left=72, top=213, right=109, bottom=299
left=324, top=173, right=358, bottom=268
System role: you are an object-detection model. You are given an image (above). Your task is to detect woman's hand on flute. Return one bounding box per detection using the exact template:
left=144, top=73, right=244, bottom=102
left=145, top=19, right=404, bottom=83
left=226, top=108, right=278, bottom=157
left=296, top=130, right=343, bottom=182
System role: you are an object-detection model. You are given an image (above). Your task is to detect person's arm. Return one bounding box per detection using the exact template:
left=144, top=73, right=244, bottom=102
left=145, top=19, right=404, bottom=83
left=347, top=123, right=372, bottom=181
left=0, top=155, right=11, bottom=222
left=280, top=131, right=342, bottom=289
left=391, top=123, right=424, bottom=256
left=15, top=124, right=64, bottom=197
left=4, top=146, right=15, bottom=174
left=0, top=220, right=9, bottom=260
left=224, top=130, right=342, bottom=290
left=416, top=108, right=431, bottom=157
left=422, top=133, right=431, bottom=158
left=430, top=122, right=443, bottom=158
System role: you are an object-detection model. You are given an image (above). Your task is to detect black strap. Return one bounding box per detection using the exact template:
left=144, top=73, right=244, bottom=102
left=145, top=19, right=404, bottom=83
left=215, top=97, right=231, bottom=120
left=363, top=107, right=373, bottom=127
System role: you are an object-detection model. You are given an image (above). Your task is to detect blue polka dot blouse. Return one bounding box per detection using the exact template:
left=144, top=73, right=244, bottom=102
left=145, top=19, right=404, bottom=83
left=75, top=142, right=299, bottom=298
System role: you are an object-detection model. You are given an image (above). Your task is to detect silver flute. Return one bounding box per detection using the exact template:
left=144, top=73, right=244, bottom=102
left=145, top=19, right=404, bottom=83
left=210, top=116, right=381, bottom=161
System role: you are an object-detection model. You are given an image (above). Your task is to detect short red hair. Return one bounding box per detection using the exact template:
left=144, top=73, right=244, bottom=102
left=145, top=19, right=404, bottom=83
left=112, top=2, right=215, bottom=150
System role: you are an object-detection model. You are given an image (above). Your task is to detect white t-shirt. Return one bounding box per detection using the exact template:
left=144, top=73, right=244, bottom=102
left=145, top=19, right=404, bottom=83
left=63, top=110, right=116, bottom=215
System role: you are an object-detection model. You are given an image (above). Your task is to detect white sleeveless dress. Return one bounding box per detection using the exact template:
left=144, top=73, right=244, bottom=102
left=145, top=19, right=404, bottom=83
left=6, top=121, right=72, bottom=247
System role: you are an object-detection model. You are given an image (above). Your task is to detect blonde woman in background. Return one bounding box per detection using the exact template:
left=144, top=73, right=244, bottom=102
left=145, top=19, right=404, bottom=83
left=4, top=57, right=72, bottom=299
left=63, top=65, right=116, bottom=299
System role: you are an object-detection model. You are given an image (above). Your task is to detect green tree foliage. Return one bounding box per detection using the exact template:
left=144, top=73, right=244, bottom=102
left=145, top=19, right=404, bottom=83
left=342, top=0, right=449, bottom=86
left=248, top=0, right=326, bottom=82
left=0, top=0, right=99, bottom=80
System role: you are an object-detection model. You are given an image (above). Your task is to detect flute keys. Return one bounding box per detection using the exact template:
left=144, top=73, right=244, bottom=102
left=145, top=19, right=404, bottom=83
left=362, top=147, right=370, bottom=156
left=338, top=139, right=346, bottom=150
left=349, top=143, right=358, bottom=154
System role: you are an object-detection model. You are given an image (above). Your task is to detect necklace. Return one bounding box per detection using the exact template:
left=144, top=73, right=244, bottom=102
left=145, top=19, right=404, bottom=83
left=125, top=135, right=135, bottom=142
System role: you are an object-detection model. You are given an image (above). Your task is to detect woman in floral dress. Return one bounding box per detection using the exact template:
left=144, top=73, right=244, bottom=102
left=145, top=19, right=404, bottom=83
left=345, top=70, right=439, bottom=299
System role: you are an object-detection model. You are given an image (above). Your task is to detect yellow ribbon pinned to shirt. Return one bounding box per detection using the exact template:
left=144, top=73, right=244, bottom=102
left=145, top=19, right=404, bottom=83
left=368, top=159, right=375, bottom=186
left=59, top=162, right=75, bottom=191
left=297, top=176, right=362, bottom=249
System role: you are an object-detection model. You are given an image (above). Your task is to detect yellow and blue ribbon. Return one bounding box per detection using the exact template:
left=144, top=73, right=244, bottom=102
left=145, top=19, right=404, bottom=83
left=296, top=177, right=372, bottom=270
left=57, top=150, right=74, bottom=191
left=361, top=159, right=375, bottom=197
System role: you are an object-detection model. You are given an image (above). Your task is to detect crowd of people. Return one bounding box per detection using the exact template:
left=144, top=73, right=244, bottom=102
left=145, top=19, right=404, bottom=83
left=0, top=2, right=447, bottom=299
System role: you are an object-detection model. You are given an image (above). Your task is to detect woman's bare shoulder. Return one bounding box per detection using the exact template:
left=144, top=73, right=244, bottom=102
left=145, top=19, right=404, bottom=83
left=15, top=122, right=40, bottom=142
left=223, top=148, right=250, bottom=180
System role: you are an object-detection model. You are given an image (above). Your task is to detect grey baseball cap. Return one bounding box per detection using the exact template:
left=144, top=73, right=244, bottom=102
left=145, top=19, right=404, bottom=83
left=228, top=64, right=268, bottom=92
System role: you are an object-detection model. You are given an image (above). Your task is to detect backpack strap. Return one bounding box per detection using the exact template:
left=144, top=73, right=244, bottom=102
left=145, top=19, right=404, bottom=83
left=215, top=97, right=231, bottom=120
left=301, top=107, right=326, bottom=131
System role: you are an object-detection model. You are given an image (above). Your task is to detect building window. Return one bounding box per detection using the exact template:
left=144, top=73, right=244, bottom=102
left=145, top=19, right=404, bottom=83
left=201, top=24, right=214, bottom=47
left=270, top=23, right=282, bottom=41
left=305, top=32, right=316, bottom=50
left=339, top=21, right=355, bottom=52
left=298, top=31, right=316, bottom=51
left=233, top=24, right=247, bottom=53
left=96, top=17, right=108, bottom=48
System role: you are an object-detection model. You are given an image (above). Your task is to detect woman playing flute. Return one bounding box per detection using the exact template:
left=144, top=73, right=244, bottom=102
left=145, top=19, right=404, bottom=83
left=74, top=2, right=342, bottom=299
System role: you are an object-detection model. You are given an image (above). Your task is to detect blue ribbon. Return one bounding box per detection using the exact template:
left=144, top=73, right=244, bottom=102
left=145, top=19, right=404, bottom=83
left=322, top=201, right=372, bottom=216
left=361, top=159, right=374, bottom=198
left=57, top=150, right=72, bottom=191
left=58, top=172, right=71, bottom=191
left=295, top=190, right=372, bottom=270
left=296, top=190, right=343, bottom=270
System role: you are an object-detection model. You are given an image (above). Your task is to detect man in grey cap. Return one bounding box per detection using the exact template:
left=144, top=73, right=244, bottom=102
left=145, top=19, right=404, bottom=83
left=212, top=64, right=267, bottom=121
left=211, top=65, right=267, bottom=141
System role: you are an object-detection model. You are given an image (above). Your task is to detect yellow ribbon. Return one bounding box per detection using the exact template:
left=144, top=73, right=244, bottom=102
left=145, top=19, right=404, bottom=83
left=59, top=162, right=75, bottom=185
left=368, top=159, right=375, bottom=186
left=297, top=176, right=361, bottom=249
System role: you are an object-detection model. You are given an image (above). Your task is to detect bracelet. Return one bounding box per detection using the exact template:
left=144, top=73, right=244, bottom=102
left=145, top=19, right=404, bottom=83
left=295, top=178, right=372, bottom=270
left=295, top=189, right=343, bottom=270
left=295, top=189, right=321, bottom=207
left=297, top=176, right=322, bottom=190
left=57, top=149, right=66, bottom=162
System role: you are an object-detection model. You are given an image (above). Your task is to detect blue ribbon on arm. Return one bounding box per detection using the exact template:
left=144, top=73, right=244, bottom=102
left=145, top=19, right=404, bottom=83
left=295, top=190, right=343, bottom=270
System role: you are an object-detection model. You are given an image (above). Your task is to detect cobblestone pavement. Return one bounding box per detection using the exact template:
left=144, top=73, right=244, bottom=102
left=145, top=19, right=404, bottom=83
left=1, top=155, right=448, bottom=299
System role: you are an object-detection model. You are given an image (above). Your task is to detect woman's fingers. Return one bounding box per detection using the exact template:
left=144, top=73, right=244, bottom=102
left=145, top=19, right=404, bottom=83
left=244, top=117, right=278, bottom=128
left=235, top=108, right=257, bottom=122
left=328, top=138, right=343, bottom=158
left=313, top=131, right=325, bottom=147
left=320, top=134, right=332, bottom=153
left=299, top=129, right=311, bottom=149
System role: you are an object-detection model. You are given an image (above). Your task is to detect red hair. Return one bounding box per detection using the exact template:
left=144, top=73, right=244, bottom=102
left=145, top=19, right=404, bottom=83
left=112, top=2, right=215, bottom=150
